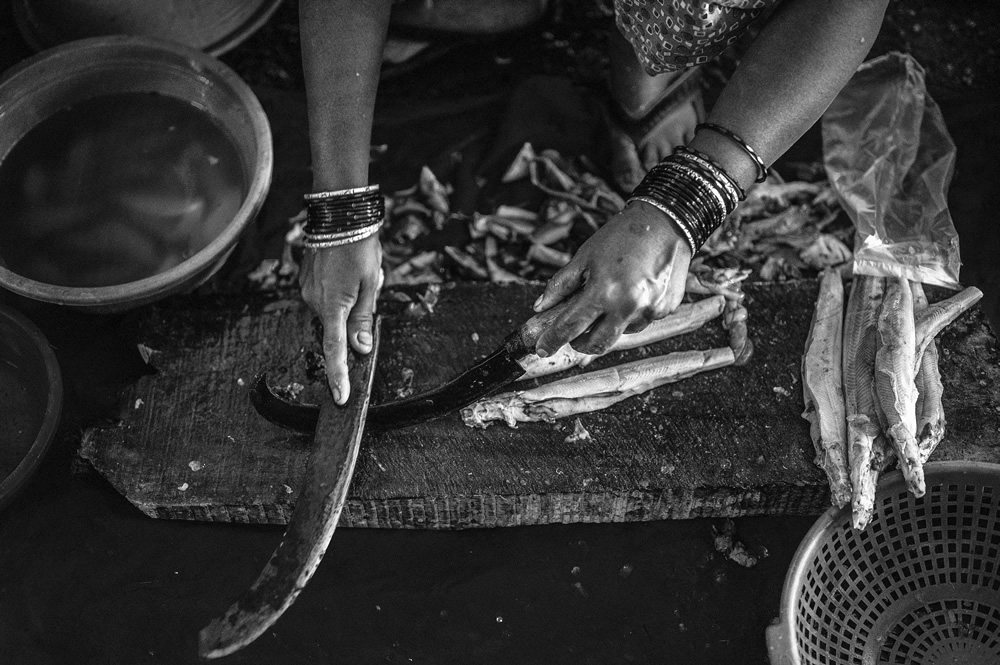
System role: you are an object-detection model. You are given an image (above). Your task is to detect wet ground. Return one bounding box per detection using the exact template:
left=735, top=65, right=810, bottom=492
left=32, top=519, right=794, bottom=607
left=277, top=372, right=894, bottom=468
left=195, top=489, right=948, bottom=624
left=0, top=1, right=998, bottom=664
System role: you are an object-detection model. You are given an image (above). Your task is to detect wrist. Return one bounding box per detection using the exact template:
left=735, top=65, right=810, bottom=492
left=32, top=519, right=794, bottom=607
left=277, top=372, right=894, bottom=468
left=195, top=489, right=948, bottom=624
left=627, top=198, right=697, bottom=256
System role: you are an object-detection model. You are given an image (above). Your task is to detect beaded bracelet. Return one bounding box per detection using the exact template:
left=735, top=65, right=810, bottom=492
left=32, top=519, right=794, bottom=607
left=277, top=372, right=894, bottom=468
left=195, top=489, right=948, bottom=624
left=695, top=123, right=768, bottom=183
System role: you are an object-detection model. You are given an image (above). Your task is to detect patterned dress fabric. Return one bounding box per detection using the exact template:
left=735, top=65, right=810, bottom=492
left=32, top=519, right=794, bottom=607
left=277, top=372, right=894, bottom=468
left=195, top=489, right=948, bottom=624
left=615, top=0, right=780, bottom=74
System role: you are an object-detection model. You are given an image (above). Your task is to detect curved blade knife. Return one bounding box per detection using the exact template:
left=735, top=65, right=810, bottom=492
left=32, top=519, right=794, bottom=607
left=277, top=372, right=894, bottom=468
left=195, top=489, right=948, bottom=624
left=198, top=321, right=380, bottom=659
left=251, top=297, right=571, bottom=432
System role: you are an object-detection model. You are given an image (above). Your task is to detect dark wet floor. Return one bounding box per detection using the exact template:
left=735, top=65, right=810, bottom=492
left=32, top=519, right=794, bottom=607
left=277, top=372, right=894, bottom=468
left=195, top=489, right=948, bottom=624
left=1, top=2, right=998, bottom=664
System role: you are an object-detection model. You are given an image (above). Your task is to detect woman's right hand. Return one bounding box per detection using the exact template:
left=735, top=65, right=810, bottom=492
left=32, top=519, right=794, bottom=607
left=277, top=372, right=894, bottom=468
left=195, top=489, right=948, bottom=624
left=299, top=235, right=383, bottom=405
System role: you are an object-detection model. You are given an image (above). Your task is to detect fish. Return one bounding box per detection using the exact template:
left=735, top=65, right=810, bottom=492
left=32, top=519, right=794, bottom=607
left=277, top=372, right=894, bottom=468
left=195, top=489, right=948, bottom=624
left=801, top=269, right=851, bottom=509
left=462, top=347, right=735, bottom=428
left=874, top=278, right=924, bottom=497
left=842, top=274, right=887, bottom=529
left=910, top=282, right=946, bottom=464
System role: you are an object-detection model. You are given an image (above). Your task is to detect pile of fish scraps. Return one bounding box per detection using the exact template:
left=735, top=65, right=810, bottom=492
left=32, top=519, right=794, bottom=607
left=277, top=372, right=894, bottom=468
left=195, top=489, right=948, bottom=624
left=248, top=142, right=854, bottom=292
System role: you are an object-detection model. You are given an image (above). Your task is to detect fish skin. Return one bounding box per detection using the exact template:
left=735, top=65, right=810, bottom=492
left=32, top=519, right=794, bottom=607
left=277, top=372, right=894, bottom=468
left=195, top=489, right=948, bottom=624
left=913, top=286, right=983, bottom=366
left=915, top=342, right=945, bottom=463
left=518, top=296, right=725, bottom=380
left=910, top=282, right=946, bottom=464
left=801, top=268, right=851, bottom=509
left=842, top=275, right=886, bottom=530
left=911, top=282, right=928, bottom=421
left=724, top=291, right=754, bottom=366
left=463, top=347, right=734, bottom=428
left=874, top=278, right=925, bottom=497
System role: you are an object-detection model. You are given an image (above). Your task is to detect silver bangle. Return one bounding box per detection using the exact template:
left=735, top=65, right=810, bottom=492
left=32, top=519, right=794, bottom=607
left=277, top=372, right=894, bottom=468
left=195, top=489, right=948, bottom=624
left=303, top=184, right=380, bottom=201
left=304, top=223, right=381, bottom=242
left=304, top=221, right=383, bottom=249
left=628, top=197, right=697, bottom=254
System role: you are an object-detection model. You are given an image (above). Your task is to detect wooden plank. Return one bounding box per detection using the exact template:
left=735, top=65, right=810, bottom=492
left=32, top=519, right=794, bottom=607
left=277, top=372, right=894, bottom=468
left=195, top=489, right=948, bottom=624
left=79, top=280, right=1000, bottom=527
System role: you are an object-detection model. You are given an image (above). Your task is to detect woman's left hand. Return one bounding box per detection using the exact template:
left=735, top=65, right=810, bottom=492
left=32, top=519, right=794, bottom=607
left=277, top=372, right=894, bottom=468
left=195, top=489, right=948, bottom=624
left=532, top=200, right=692, bottom=357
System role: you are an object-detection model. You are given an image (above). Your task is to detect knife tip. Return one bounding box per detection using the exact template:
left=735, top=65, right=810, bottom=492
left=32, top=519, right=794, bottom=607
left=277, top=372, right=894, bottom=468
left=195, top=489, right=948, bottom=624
left=198, top=614, right=252, bottom=660
left=197, top=627, right=229, bottom=660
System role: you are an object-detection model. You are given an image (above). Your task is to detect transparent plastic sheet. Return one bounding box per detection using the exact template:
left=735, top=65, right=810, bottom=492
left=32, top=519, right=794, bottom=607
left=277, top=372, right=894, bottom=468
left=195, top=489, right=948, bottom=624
left=822, top=52, right=961, bottom=289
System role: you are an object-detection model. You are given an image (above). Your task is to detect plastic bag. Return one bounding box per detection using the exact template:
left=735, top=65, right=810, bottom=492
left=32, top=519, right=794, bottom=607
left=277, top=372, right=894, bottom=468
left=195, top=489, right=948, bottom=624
left=822, top=52, right=961, bottom=289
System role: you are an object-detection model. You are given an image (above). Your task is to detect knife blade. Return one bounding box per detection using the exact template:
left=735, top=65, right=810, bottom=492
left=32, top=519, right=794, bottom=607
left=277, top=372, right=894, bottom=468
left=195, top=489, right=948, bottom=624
left=252, top=297, right=571, bottom=432
left=198, top=321, right=380, bottom=658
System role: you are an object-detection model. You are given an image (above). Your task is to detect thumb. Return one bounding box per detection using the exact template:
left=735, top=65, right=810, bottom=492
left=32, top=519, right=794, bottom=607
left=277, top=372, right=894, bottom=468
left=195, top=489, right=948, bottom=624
left=533, top=262, right=584, bottom=313
left=347, top=274, right=379, bottom=355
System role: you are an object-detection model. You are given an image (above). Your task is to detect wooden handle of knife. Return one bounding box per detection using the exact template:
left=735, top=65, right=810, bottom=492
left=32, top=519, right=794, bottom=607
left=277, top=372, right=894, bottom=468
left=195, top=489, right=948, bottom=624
left=508, top=296, right=576, bottom=354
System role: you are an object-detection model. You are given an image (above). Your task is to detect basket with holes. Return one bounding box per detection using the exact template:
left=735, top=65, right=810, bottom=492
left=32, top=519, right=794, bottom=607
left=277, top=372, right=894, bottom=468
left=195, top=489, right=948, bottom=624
left=767, top=461, right=1000, bottom=665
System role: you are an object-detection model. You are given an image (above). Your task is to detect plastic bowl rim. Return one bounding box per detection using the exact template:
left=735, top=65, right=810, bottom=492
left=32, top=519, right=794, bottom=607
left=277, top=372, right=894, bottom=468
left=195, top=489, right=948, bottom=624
left=0, top=303, right=63, bottom=511
left=0, top=35, right=274, bottom=308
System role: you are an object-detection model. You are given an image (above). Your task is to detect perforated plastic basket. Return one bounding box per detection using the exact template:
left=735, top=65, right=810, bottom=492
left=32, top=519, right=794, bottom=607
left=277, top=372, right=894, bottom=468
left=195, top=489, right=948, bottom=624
left=767, top=461, right=1000, bottom=665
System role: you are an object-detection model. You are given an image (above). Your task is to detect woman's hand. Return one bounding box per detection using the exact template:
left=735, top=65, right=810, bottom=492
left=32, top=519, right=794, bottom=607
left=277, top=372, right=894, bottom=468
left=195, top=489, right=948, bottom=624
left=532, top=201, right=692, bottom=357
left=299, top=235, right=383, bottom=405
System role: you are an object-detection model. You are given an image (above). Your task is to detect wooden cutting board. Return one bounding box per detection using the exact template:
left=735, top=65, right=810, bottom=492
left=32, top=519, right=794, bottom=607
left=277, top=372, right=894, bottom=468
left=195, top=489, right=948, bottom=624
left=79, top=280, right=1000, bottom=528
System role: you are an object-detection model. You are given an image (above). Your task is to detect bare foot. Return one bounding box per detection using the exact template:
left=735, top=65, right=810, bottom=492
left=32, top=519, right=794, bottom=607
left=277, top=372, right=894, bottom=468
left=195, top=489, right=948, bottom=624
left=607, top=28, right=703, bottom=191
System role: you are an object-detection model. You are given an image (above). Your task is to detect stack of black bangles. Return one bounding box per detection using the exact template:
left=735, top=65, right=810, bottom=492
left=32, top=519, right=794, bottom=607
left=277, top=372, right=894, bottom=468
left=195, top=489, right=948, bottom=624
left=302, top=184, right=385, bottom=249
left=626, top=123, right=766, bottom=254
